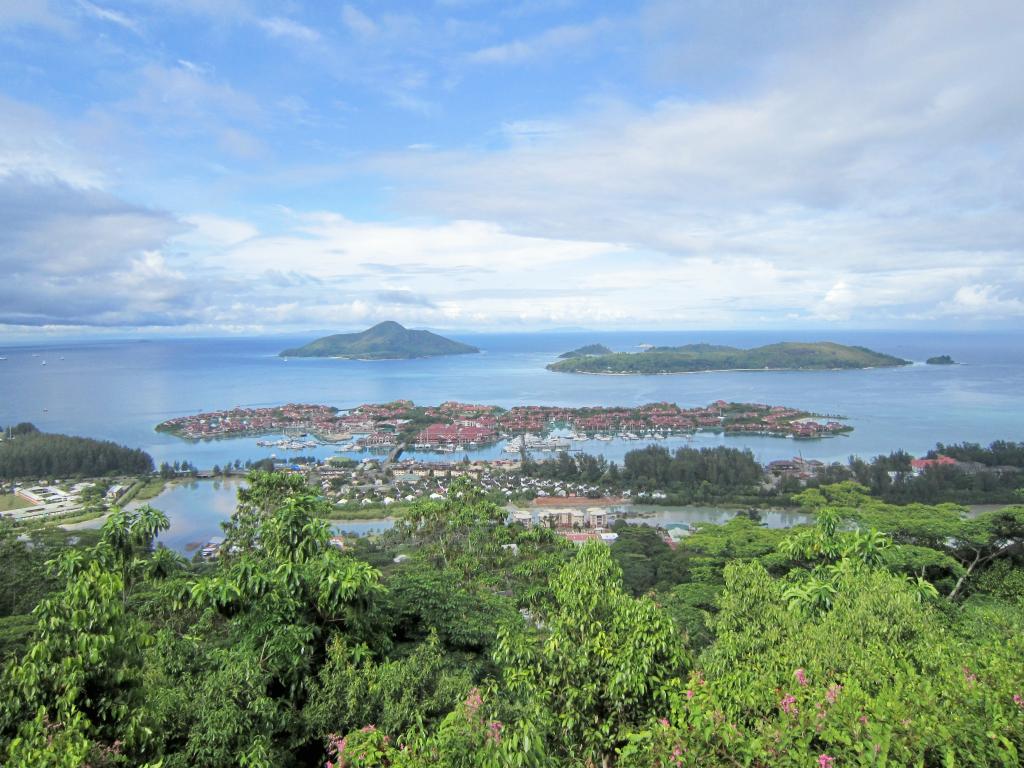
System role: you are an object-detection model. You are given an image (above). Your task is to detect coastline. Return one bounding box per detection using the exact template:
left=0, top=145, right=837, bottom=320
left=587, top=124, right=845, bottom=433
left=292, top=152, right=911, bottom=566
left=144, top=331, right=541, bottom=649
left=550, top=365, right=902, bottom=376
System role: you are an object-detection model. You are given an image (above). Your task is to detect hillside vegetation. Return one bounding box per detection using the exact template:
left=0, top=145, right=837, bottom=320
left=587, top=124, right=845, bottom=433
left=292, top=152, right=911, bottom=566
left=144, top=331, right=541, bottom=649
left=280, top=321, right=479, bottom=359
left=0, top=472, right=1021, bottom=767
left=548, top=341, right=910, bottom=374
left=557, top=343, right=614, bottom=358
left=0, top=424, right=153, bottom=480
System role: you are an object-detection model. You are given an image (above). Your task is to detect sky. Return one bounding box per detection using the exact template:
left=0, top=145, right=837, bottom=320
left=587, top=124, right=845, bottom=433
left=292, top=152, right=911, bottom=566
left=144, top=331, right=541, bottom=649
left=1, top=0, right=1022, bottom=337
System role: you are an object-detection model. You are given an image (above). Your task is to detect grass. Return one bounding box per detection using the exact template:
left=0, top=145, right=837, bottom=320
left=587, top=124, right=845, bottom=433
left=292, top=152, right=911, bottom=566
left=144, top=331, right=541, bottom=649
left=49, top=506, right=109, bottom=526
left=320, top=502, right=413, bottom=520
left=0, top=494, right=33, bottom=512
left=116, top=476, right=169, bottom=506
left=132, top=478, right=168, bottom=502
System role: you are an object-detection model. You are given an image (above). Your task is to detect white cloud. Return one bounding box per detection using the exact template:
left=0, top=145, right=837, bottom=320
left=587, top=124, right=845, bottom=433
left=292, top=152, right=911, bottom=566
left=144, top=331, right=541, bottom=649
left=374, top=0, right=1024, bottom=327
left=181, top=214, right=259, bottom=246
left=258, top=16, right=320, bottom=43
left=0, top=175, right=196, bottom=327
left=468, top=19, right=609, bottom=64
left=0, top=0, right=71, bottom=33
left=341, top=4, right=377, bottom=37
left=76, top=0, right=140, bottom=34
left=0, top=97, right=105, bottom=188
left=218, top=126, right=266, bottom=159
left=942, top=285, right=1024, bottom=317
left=220, top=214, right=623, bottom=275
left=3, top=0, right=1022, bottom=332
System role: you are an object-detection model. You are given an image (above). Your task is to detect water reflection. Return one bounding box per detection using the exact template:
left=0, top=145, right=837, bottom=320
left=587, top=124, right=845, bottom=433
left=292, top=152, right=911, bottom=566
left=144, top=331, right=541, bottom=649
left=127, top=481, right=817, bottom=556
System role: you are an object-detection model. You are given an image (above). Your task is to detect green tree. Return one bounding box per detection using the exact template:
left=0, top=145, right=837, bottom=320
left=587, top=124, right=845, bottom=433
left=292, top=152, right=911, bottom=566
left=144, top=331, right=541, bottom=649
left=494, top=543, right=689, bottom=766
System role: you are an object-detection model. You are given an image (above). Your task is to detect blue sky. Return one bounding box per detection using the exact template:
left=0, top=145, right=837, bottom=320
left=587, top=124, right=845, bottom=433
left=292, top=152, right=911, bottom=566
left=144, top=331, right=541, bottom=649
left=1, top=0, right=1022, bottom=336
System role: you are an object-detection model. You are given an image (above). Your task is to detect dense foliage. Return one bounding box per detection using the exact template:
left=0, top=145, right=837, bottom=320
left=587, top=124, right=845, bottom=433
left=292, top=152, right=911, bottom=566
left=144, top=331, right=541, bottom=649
left=523, top=445, right=768, bottom=503
left=547, top=342, right=909, bottom=374
left=557, top=343, right=614, bottom=358
left=1, top=472, right=1022, bottom=766
left=842, top=443, right=1024, bottom=504
left=931, top=441, right=1024, bottom=468
left=0, top=425, right=154, bottom=480
left=521, top=440, right=1024, bottom=505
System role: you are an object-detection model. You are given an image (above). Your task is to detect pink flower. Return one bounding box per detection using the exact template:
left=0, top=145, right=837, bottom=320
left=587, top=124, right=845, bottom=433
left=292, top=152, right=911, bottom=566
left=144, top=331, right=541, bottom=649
left=818, top=754, right=835, bottom=768
left=795, top=668, right=808, bottom=687
left=1013, top=694, right=1023, bottom=709
left=488, top=721, right=503, bottom=744
left=685, top=689, right=694, bottom=699
left=465, top=687, right=483, bottom=717
left=962, top=667, right=977, bottom=685
left=780, top=694, right=798, bottom=716
left=659, top=718, right=670, bottom=727
left=825, top=683, right=842, bottom=704
left=859, top=715, right=869, bottom=725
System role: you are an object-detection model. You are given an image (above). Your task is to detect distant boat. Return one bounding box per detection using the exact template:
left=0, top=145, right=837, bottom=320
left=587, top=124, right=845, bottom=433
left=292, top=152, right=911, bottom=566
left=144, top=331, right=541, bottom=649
left=0, top=356, right=6, bottom=361
left=41, top=360, right=47, bottom=366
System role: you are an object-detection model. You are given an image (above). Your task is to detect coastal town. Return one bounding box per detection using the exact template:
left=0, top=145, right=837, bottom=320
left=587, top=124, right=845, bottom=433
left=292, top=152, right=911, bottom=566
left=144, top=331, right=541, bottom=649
left=155, top=399, right=852, bottom=452
left=3, top=445, right=1017, bottom=557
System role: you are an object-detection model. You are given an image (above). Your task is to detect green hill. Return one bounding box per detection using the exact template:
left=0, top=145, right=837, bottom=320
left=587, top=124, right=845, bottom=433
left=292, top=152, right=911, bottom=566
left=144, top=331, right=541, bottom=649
left=557, top=343, right=614, bottom=359
left=548, top=341, right=910, bottom=374
left=280, top=321, right=479, bottom=359
left=926, top=355, right=956, bottom=365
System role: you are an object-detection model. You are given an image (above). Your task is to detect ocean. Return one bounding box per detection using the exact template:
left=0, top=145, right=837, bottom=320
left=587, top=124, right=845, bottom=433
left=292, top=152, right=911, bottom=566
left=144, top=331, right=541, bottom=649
left=2, top=330, right=1022, bottom=468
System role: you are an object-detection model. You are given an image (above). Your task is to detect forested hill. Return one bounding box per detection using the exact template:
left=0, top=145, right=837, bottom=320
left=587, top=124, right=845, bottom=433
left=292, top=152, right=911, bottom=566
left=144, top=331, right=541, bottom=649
left=557, top=343, right=614, bottom=358
left=548, top=341, right=910, bottom=374
left=280, top=321, right=480, bottom=359
left=0, top=424, right=153, bottom=479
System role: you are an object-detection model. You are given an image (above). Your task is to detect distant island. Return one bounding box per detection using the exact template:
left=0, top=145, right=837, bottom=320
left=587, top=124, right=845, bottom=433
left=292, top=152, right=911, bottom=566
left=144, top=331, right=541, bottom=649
left=280, top=321, right=479, bottom=360
left=558, top=343, right=614, bottom=359
left=547, top=341, right=911, bottom=375
left=926, top=355, right=956, bottom=365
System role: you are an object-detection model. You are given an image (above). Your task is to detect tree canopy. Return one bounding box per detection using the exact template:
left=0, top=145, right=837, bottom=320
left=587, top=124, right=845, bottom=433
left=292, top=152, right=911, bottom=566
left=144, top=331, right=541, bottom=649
left=0, top=474, right=1021, bottom=766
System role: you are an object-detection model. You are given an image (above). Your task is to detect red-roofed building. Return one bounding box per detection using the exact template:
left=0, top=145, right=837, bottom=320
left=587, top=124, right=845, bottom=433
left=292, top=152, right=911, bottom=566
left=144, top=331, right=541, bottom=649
left=910, top=454, right=958, bottom=474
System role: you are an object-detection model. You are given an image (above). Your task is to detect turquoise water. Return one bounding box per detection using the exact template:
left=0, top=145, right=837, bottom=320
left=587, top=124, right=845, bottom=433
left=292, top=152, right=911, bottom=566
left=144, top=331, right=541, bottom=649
left=2, top=330, right=1023, bottom=468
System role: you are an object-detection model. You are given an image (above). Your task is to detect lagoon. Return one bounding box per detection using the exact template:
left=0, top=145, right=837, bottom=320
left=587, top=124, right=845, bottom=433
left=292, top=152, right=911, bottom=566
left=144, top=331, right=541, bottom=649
left=116, top=479, right=816, bottom=555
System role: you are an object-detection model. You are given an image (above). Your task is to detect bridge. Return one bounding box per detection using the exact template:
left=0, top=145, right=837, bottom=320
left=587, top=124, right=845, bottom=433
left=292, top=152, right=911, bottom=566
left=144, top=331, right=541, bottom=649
left=385, top=442, right=406, bottom=467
